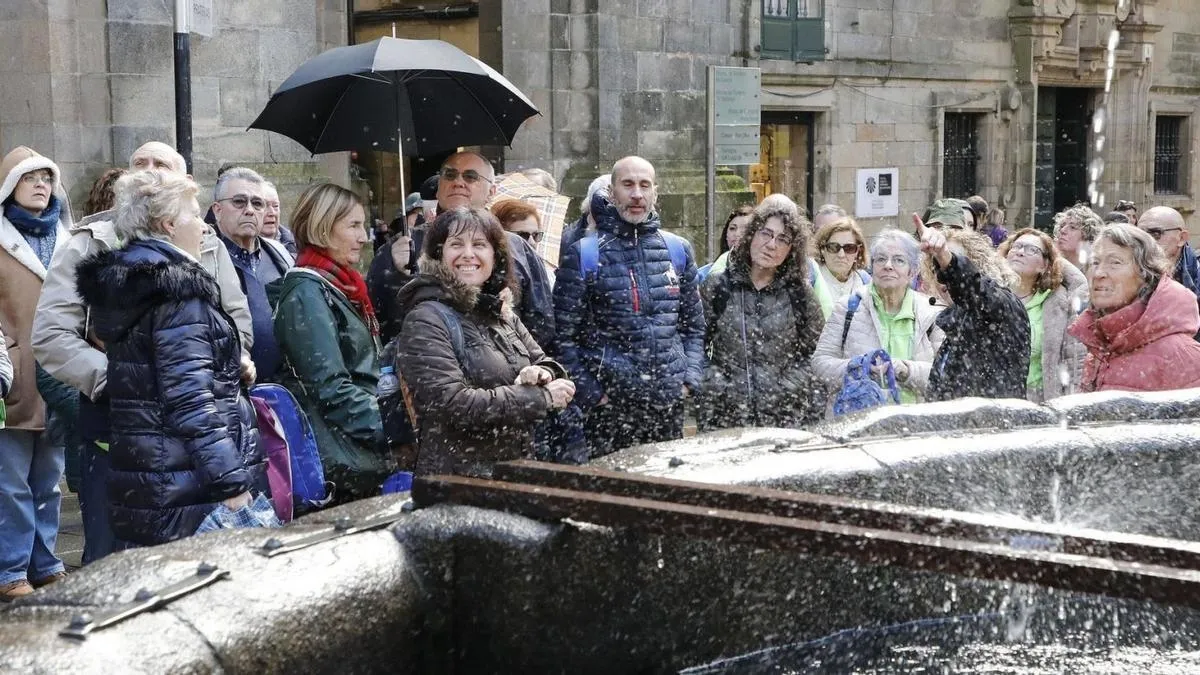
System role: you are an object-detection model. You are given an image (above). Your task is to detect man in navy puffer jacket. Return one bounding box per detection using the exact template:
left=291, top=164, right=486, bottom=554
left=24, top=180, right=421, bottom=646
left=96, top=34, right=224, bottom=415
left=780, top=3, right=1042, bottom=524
left=554, top=156, right=705, bottom=455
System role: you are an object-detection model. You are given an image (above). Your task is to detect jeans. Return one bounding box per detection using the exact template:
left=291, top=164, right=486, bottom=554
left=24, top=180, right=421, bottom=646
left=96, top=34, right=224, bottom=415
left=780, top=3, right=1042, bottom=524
left=0, top=415, right=66, bottom=585
left=79, top=442, right=114, bottom=565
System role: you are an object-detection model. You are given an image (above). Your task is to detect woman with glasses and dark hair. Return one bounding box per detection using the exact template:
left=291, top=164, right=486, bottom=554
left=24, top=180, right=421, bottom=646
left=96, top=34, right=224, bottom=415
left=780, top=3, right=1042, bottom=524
left=813, top=229, right=944, bottom=409
left=273, top=183, right=394, bottom=501
left=697, top=203, right=826, bottom=430
left=396, top=208, right=575, bottom=477
left=999, top=228, right=1089, bottom=402
left=698, top=205, right=754, bottom=282
left=811, top=216, right=871, bottom=318
left=1068, top=224, right=1200, bottom=392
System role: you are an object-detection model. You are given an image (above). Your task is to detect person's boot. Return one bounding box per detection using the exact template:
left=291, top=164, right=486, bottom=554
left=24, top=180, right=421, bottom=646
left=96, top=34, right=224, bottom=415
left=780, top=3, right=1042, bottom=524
left=0, top=580, right=34, bottom=602
left=31, top=571, right=69, bottom=589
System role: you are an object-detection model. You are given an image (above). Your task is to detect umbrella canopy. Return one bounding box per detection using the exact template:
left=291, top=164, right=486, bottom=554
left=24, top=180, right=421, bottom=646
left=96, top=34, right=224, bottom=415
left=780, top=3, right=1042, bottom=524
left=249, top=37, right=539, bottom=156
left=487, top=173, right=571, bottom=267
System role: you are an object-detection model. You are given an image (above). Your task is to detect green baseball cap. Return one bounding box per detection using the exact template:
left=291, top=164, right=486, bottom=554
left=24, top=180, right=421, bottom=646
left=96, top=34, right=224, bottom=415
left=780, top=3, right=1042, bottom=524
left=925, top=199, right=970, bottom=229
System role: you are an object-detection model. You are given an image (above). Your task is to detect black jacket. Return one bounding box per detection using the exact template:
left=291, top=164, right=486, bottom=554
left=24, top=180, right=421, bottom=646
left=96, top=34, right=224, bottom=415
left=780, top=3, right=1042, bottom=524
left=926, top=253, right=1030, bottom=401
left=77, top=238, right=264, bottom=547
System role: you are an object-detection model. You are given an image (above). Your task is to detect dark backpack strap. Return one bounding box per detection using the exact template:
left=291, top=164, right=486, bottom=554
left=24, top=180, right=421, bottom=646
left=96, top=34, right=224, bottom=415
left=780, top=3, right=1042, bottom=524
left=840, top=294, right=862, bottom=350
left=425, top=301, right=466, bottom=363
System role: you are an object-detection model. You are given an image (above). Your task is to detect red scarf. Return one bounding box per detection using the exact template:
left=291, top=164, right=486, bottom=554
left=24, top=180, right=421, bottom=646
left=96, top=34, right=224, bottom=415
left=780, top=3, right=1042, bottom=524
left=297, top=247, right=379, bottom=336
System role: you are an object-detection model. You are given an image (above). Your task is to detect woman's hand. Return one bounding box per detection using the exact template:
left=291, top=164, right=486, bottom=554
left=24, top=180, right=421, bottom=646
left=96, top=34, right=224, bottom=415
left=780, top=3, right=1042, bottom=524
left=873, top=358, right=908, bottom=382
left=515, top=365, right=554, bottom=386
left=239, top=354, right=257, bottom=387
left=222, top=492, right=252, bottom=510
left=913, top=213, right=953, bottom=269
left=544, top=379, right=576, bottom=409
left=390, top=235, right=412, bottom=272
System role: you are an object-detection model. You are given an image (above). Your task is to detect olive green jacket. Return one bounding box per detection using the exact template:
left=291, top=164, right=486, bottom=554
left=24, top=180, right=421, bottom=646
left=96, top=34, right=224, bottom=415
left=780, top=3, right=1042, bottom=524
left=271, top=268, right=394, bottom=499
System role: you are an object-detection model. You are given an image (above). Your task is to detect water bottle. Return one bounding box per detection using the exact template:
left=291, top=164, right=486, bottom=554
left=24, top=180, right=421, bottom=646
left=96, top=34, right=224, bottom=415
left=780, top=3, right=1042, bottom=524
left=377, top=366, right=400, bottom=399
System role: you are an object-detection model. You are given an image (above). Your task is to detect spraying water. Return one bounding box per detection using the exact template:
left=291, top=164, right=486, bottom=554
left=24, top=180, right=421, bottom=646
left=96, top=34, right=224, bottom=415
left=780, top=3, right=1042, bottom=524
left=1087, top=0, right=1130, bottom=214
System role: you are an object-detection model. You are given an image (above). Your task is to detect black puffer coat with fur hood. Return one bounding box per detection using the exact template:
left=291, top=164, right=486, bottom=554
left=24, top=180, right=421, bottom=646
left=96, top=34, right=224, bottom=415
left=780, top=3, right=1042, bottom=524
left=396, top=255, right=566, bottom=478
left=77, top=238, right=263, bottom=548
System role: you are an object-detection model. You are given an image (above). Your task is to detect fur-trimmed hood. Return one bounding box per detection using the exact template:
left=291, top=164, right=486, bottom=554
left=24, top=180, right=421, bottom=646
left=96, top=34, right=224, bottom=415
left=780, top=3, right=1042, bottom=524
left=0, top=146, right=73, bottom=225
left=397, top=254, right=517, bottom=322
left=76, top=238, right=220, bottom=342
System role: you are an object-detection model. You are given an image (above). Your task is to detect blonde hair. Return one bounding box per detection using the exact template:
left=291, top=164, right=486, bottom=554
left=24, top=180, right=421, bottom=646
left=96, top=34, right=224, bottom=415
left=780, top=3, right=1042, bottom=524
left=920, top=229, right=1018, bottom=294
left=290, top=183, right=363, bottom=251
left=113, top=170, right=199, bottom=242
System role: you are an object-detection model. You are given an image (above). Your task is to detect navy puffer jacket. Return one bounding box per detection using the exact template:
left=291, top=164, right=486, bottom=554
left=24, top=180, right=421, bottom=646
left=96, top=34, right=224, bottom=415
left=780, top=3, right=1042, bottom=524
left=77, top=238, right=263, bottom=548
left=553, top=193, right=705, bottom=407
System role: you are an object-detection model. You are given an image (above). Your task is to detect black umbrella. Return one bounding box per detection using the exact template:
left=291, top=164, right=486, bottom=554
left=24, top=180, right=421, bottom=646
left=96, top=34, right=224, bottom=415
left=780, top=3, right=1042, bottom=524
left=249, top=37, right=539, bottom=191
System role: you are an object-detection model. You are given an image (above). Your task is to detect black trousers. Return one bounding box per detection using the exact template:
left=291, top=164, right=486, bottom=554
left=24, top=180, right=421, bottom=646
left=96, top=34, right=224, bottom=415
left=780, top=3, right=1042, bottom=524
left=584, top=398, right=684, bottom=458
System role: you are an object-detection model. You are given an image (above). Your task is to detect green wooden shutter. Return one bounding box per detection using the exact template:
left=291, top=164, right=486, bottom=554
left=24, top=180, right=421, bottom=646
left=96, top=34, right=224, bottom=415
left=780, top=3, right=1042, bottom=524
left=761, top=0, right=825, bottom=62
left=761, top=0, right=794, bottom=60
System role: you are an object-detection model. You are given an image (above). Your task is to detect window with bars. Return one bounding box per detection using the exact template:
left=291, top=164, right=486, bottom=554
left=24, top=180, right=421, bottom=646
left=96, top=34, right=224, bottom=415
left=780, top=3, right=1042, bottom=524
left=761, top=0, right=825, bottom=62
left=1155, top=115, right=1186, bottom=195
left=943, top=113, right=981, bottom=198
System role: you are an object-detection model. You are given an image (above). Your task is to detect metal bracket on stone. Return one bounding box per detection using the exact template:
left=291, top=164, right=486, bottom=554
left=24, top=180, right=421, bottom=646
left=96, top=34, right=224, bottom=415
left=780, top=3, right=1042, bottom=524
left=254, top=511, right=406, bottom=558
left=59, top=562, right=229, bottom=640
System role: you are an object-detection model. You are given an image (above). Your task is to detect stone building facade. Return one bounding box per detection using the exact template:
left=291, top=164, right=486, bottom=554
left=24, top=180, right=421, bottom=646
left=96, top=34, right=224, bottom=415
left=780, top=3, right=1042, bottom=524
left=0, top=0, right=349, bottom=216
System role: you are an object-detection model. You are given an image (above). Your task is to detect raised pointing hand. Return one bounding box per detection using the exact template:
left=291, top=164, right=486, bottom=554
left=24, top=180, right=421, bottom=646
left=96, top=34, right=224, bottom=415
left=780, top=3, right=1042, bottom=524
left=913, top=212, right=952, bottom=268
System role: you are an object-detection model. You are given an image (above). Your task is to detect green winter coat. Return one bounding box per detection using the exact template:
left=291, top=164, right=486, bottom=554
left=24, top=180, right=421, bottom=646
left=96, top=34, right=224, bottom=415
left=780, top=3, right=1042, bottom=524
left=270, top=268, right=394, bottom=499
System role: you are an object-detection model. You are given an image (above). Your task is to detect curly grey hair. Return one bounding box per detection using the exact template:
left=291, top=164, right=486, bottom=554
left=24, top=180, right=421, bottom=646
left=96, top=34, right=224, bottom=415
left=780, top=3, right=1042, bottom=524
left=1093, top=224, right=1168, bottom=305
left=869, top=228, right=921, bottom=273
left=113, top=170, right=200, bottom=242
left=1052, top=204, right=1103, bottom=242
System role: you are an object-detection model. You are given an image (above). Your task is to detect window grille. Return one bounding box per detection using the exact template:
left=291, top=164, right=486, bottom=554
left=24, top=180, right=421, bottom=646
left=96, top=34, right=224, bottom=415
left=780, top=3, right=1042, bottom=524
left=1155, top=115, right=1185, bottom=195
left=943, top=113, right=981, bottom=198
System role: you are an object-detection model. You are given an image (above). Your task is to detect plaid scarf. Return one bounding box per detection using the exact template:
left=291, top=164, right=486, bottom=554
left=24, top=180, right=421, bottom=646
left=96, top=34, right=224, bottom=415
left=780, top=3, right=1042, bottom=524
left=297, top=246, right=379, bottom=336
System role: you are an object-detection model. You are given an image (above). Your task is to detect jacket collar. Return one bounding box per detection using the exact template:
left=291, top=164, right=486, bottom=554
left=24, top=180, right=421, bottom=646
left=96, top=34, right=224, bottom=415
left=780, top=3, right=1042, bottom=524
left=0, top=215, right=68, bottom=279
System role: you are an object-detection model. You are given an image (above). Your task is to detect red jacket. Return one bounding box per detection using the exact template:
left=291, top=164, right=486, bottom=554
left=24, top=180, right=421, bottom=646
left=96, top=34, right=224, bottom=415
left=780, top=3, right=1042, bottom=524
left=1068, top=276, right=1200, bottom=393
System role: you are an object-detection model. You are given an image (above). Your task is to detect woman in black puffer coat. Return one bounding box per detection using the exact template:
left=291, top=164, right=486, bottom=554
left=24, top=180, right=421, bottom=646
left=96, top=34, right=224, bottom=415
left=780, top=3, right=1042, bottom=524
left=77, top=170, right=263, bottom=548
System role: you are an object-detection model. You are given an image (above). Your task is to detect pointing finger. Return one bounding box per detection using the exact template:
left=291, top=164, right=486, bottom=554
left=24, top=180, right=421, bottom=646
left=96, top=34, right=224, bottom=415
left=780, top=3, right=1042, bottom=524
left=912, top=213, right=926, bottom=239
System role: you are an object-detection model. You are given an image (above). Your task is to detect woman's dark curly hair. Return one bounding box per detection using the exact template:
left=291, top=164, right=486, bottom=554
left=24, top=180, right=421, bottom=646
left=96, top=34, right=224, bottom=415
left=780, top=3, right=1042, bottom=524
left=83, top=167, right=127, bottom=217
left=422, top=206, right=515, bottom=297
left=718, top=204, right=755, bottom=255
left=728, top=203, right=811, bottom=287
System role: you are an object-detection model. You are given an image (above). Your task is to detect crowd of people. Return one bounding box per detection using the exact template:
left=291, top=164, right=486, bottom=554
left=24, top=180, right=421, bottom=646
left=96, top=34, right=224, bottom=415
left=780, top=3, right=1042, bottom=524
left=3, top=139, right=1200, bottom=601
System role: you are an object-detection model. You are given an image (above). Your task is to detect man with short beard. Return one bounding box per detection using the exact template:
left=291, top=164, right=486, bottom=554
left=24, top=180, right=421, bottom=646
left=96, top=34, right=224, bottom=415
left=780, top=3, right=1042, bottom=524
left=554, top=156, right=705, bottom=455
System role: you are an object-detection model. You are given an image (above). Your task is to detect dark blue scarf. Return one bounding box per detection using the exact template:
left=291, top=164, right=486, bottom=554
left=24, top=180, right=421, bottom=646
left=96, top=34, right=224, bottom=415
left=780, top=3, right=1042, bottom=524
left=5, top=195, right=60, bottom=269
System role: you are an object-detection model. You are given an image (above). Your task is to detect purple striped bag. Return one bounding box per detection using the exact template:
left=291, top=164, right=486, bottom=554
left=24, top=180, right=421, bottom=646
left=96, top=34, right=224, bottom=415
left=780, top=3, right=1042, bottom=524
left=250, top=395, right=294, bottom=523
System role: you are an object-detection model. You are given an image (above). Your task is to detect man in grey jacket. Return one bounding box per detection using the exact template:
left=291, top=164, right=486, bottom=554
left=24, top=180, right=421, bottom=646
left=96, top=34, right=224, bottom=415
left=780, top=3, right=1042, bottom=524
left=31, top=141, right=252, bottom=564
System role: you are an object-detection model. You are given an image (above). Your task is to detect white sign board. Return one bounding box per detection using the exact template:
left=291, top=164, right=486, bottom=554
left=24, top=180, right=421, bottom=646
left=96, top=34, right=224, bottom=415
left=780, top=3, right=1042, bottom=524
left=855, top=168, right=900, bottom=218
left=192, top=0, right=214, bottom=37
left=711, top=66, right=760, bottom=166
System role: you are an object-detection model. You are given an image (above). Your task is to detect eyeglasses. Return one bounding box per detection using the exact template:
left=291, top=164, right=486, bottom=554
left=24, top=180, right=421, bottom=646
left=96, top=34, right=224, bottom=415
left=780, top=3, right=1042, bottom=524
left=19, top=172, right=53, bottom=186
left=926, top=221, right=965, bottom=231
left=1143, top=227, right=1183, bottom=240
left=1115, top=200, right=1137, bottom=211
left=1009, top=242, right=1045, bottom=257
left=822, top=242, right=860, bottom=256
left=438, top=167, right=493, bottom=185
left=871, top=255, right=911, bottom=269
left=754, top=229, right=795, bottom=247
left=515, top=230, right=545, bottom=244
left=217, top=195, right=267, bottom=211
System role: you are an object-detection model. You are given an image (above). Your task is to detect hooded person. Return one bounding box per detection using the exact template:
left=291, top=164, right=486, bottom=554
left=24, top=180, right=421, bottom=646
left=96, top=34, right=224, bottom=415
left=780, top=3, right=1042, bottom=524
left=30, top=141, right=252, bottom=566
left=0, top=146, right=74, bottom=600
left=396, top=208, right=574, bottom=477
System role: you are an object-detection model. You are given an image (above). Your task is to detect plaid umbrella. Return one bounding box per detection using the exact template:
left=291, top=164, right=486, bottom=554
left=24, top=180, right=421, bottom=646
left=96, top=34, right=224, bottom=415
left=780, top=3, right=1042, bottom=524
left=488, top=172, right=572, bottom=266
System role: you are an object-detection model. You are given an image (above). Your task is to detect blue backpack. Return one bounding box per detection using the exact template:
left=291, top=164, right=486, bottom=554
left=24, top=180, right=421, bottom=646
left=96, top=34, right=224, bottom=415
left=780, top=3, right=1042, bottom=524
left=579, top=230, right=689, bottom=280
left=249, top=383, right=331, bottom=511
left=832, top=347, right=901, bottom=417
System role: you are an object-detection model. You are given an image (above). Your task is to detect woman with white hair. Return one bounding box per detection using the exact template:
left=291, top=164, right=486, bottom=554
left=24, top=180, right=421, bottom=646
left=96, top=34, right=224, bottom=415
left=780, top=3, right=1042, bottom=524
left=0, top=146, right=73, bottom=600
left=76, top=170, right=264, bottom=549
left=1069, top=224, right=1200, bottom=391
left=915, top=214, right=1030, bottom=401
left=813, top=229, right=944, bottom=407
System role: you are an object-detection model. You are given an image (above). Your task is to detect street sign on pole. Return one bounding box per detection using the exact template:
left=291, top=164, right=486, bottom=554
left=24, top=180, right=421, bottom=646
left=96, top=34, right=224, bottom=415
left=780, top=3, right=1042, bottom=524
left=192, top=0, right=214, bottom=38
left=706, top=65, right=761, bottom=259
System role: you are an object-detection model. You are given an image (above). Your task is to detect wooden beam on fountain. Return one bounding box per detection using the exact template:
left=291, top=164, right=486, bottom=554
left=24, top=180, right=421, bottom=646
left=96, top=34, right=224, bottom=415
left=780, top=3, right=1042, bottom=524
left=413, top=465, right=1200, bottom=611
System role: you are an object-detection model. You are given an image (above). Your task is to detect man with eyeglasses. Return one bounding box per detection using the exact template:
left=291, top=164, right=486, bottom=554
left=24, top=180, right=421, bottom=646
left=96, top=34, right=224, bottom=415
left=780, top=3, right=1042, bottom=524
left=1139, top=206, right=1200, bottom=340
left=367, top=151, right=555, bottom=348
left=211, top=167, right=294, bottom=381
left=32, top=141, right=253, bottom=566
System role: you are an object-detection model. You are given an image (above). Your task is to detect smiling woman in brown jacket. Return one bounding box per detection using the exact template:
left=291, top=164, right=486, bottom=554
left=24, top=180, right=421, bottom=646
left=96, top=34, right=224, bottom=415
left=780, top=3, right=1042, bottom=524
left=396, top=208, right=575, bottom=478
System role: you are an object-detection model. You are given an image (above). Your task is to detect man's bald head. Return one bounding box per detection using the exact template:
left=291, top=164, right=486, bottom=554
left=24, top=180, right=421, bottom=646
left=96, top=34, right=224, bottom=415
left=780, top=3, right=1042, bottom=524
left=1138, top=206, right=1189, bottom=262
left=129, top=142, right=187, bottom=175
left=610, top=156, right=657, bottom=224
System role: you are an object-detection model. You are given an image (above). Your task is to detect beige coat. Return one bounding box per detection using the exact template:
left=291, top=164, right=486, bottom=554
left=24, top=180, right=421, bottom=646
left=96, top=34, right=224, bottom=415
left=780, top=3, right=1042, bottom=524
left=32, top=210, right=253, bottom=402
left=1031, top=262, right=1089, bottom=402
left=0, top=147, right=73, bottom=430
left=812, top=287, right=945, bottom=404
